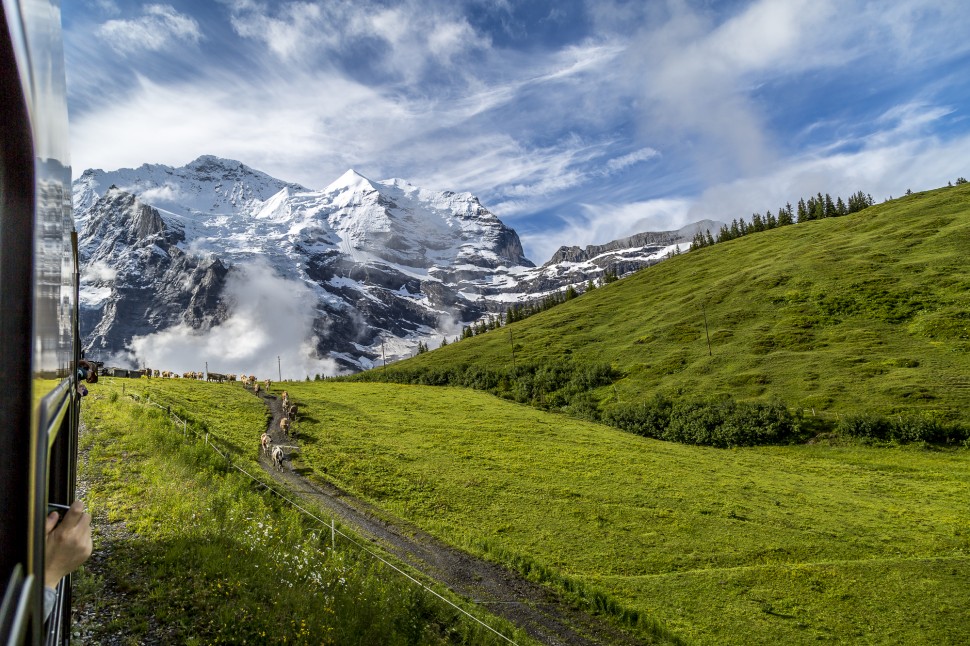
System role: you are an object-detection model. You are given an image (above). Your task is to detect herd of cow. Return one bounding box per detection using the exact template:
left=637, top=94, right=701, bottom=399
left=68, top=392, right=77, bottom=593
left=251, top=383, right=298, bottom=473
left=100, top=368, right=244, bottom=381
left=100, top=365, right=299, bottom=474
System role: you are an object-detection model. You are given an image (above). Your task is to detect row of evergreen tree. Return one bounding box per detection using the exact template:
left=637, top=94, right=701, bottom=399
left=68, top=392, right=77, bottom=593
left=691, top=190, right=875, bottom=248
left=456, top=270, right=622, bottom=342
left=447, top=180, right=970, bottom=347
left=459, top=188, right=879, bottom=346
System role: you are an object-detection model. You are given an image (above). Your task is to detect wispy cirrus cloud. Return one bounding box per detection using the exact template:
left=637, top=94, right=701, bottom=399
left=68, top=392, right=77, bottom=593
left=220, top=0, right=492, bottom=86
left=64, top=0, right=970, bottom=266
left=97, top=4, right=202, bottom=54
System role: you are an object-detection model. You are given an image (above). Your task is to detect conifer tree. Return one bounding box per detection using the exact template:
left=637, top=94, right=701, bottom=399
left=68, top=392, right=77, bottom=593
left=812, top=193, right=825, bottom=220
left=778, top=204, right=793, bottom=226
left=752, top=212, right=764, bottom=232
left=835, top=196, right=847, bottom=216
left=705, top=229, right=715, bottom=245
left=824, top=193, right=836, bottom=218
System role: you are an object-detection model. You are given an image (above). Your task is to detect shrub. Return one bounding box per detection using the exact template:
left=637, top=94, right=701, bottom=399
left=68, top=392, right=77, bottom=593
left=602, top=395, right=672, bottom=438
left=837, top=413, right=968, bottom=445
left=603, top=396, right=801, bottom=447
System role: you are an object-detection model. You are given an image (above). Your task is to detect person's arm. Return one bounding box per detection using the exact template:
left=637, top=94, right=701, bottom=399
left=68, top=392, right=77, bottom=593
left=45, top=500, right=93, bottom=589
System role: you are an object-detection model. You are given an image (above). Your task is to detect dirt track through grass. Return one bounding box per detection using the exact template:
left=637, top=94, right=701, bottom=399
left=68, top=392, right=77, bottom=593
left=255, top=388, right=651, bottom=646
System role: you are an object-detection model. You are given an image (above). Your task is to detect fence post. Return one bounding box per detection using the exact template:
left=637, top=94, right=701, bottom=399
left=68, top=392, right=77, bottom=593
left=331, top=518, right=336, bottom=551
left=205, top=433, right=209, bottom=446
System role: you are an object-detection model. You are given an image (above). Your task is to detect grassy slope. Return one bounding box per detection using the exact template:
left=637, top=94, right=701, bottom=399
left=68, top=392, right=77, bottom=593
left=393, top=184, right=970, bottom=421
left=77, top=379, right=522, bottom=645
left=282, top=380, right=969, bottom=645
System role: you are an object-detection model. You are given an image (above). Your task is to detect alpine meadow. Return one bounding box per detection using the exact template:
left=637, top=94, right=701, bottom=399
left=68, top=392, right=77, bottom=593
left=76, top=183, right=970, bottom=644
left=16, top=2, right=969, bottom=645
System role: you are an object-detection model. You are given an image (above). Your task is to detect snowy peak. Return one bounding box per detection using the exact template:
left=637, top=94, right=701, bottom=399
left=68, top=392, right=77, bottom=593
left=326, top=169, right=377, bottom=195
left=72, top=156, right=309, bottom=220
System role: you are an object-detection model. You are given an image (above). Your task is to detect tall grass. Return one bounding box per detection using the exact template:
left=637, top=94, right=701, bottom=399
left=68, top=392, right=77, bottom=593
left=75, top=380, right=525, bottom=645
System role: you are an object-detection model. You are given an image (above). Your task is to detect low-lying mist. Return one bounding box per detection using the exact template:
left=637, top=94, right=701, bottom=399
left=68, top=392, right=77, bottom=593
left=122, top=260, right=341, bottom=380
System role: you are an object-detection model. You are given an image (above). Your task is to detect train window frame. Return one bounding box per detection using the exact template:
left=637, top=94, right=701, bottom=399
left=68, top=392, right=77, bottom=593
left=1, top=1, right=79, bottom=644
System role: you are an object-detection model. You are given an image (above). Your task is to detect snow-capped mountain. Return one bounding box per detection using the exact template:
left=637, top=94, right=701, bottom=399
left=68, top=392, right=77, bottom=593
left=73, top=155, right=307, bottom=221
left=74, top=156, right=711, bottom=373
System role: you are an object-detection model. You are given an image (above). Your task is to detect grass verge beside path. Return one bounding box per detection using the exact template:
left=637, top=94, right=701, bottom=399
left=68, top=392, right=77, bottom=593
left=282, top=380, right=970, bottom=645
left=74, top=380, right=525, bottom=645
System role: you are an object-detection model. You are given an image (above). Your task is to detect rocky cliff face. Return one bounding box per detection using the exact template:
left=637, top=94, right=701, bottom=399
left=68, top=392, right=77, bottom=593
left=74, top=156, right=717, bottom=372
left=78, top=187, right=231, bottom=355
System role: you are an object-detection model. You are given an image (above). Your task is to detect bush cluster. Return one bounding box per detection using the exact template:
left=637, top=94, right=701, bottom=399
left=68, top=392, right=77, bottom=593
left=353, top=362, right=812, bottom=447
left=353, top=361, right=966, bottom=449
left=836, top=413, right=968, bottom=445
left=602, top=395, right=803, bottom=447
left=351, top=359, right=620, bottom=414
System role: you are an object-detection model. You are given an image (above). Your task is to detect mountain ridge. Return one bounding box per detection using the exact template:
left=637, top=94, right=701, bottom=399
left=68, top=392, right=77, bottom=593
left=74, top=156, right=719, bottom=372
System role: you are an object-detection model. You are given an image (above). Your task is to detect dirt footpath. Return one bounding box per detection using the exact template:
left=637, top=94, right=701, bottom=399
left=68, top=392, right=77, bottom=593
left=256, top=389, right=646, bottom=646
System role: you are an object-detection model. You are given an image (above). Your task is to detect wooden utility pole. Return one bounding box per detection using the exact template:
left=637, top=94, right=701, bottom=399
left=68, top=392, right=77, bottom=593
left=278, top=355, right=282, bottom=382
left=509, top=326, right=516, bottom=369
left=381, top=339, right=387, bottom=374
left=702, top=303, right=712, bottom=356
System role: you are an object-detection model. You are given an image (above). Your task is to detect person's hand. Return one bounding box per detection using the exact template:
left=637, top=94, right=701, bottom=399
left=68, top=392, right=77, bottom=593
left=44, top=500, right=93, bottom=589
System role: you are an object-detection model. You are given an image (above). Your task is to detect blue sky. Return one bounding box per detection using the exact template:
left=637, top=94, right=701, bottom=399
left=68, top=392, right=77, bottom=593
left=62, top=0, right=970, bottom=262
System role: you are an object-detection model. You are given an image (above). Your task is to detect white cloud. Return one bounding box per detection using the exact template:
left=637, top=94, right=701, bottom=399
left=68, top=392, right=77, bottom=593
left=222, top=0, right=489, bottom=82
left=224, top=0, right=328, bottom=61
left=522, top=117, right=970, bottom=263
left=69, top=73, right=399, bottom=189
left=97, top=4, right=202, bottom=54
left=522, top=197, right=693, bottom=263
left=126, top=260, right=340, bottom=378
left=136, top=184, right=183, bottom=204
left=82, top=260, right=118, bottom=282
left=603, top=147, right=660, bottom=174
left=688, top=132, right=970, bottom=223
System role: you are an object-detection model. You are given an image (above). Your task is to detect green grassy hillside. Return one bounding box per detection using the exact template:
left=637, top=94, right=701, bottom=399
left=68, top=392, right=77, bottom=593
left=387, top=184, right=970, bottom=424
left=279, top=380, right=969, bottom=644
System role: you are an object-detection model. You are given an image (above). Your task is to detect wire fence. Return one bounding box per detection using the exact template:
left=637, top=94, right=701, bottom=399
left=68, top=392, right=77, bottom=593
left=130, top=390, right=519, bottom=645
